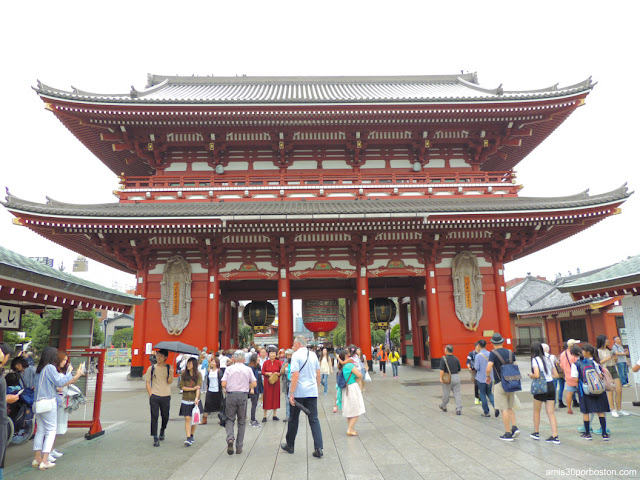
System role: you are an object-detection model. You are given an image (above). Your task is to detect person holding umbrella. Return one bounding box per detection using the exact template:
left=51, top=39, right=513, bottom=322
left=144, top=348, right=174, bottom=447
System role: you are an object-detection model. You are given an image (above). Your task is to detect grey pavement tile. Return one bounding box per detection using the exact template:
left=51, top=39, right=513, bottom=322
left=376, top=464, right=425, bottom=480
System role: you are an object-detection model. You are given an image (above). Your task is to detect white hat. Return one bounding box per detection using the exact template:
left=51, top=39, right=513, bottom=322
left=567, top=339, right=581, bottom=347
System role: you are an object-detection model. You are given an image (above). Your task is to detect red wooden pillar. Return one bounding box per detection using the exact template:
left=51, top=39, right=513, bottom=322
left=425, top=262, right=442, bottom=367
left=399, top=298, right=409, bottom=361
left=357, top=268, right=372, bottom=367
left=494, top=262, right=512, bottom=348
left=409, top=294, right=422, bottom=364
left=131, top=269, right=148, bottom=376
left=206, top=260, right=220, bottom=352
left=555, top=315, right=563, bottom=348
left=278, top=273, right=293, bottom=349
left=585, top=309, right=596, bottom=344
left=222, top=301, right=231, bottom=350
left=231, top=302, right=239, bottom=348
left=59, top=307, right=74, bottom=352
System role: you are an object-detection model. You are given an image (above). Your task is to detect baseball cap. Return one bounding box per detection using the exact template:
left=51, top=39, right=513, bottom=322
left=567, top=339, right=581, bottom=347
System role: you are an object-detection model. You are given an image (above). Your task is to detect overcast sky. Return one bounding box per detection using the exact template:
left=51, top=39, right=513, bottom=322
left=1, top=0, right=638, bottom=293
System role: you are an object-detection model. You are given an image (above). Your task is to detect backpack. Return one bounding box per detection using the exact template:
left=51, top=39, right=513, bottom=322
left=493, top=349, right=522, bottom=392
left=579, top=359, right=606, bottom=395
left=336, top=366, right=354, bottom=388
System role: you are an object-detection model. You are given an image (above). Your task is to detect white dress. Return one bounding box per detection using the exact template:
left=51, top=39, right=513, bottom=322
left=341, top=366, right=366, bottom=417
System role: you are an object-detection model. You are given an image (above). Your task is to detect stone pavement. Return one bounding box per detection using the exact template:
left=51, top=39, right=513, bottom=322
left=5, top=364, right=640, bottom=480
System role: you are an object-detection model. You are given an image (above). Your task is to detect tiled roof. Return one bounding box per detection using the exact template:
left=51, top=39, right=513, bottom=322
left=2, top=186, right=630, bottom=220
left=557, top=254, right=640, bottom=294
left=34, top=73, right=595, bottom=105
left=0, top=245, right=143, bottom=306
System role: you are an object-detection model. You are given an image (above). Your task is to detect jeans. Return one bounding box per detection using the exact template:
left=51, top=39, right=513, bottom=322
left=249, top=392, right=259, bottom=422
left=391, top=362, right=399, bottom=377
left=285, top=397, right=323, bottom=451
left=617, top=362, right=629, bottom=385
left=285, top=384, right=291, bottom=419
left=321, top=374, right=329, bottom=394
left=554, top=378, right=565, bottom=404
left=149, top=394, right=170, bottom=437
left=477, top=381, right=495, bottom=414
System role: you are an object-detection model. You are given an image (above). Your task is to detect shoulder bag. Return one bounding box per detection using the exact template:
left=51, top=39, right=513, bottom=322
left=442, top=356, right=452, bottom=384
left=35, top=366, right=56, bottom=414
left=530, top=358, right=548, bottom=395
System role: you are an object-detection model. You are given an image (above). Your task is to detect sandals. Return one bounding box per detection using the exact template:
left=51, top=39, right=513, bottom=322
left=347, top=430, right=358, bottom=436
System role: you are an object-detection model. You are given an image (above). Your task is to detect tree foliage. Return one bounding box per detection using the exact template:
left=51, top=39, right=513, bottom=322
left=110, top=327, right=133, bottom=348
left=239, top=323, right=253, bottom=348
left=390, top=324, right=401, bottom=347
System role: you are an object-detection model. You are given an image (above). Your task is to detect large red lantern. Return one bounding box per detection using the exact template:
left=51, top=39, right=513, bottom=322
left=243, top=301, right=276, bottom=332
left=369, top=298, right=397, bottom=330
left=301, top=299, right=339, bottom=337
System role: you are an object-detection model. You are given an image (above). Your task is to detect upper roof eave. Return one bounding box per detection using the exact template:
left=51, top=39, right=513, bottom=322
left=33, top=73, right=595, bottom=107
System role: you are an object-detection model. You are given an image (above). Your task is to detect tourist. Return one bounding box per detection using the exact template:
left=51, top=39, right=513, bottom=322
left=356, top=347, right=368, bottom=391
left=596, top=335, right=627, bottom=417
left=377, top=346, right=388, bottom=377
left=611, top=336, right=630, bottom=387
left=528, top=342, right=560, bottom=444
left=33, top=346, right=84, bottom=469
left=473, top=339, right=497, bottom=417
left=218, top=351, right=229, bottom=377
left=278, top=348, right=286, bottom=363
left=0, top=343, right=14, bottom=478
left=51, top=351, right=80, bottom=460
left=338, top=349, right=365, bottom=436
left=144, top=348, right=174, bottom=447
left=203, top=357, right=223, bottom=425
left=179, top=357, right=202, bottom=446
left=559, top=340, right=581, bottom=414
left=555, top=342, right=567, bottom=408
left=467, top=342, right=481, bottom=405
left=280, top=349, right=294, bottom=422
left=248, top=353, right=263, bottom=427
left=439, top=345, right=462, bottom=415
left=572, top=343, right=610, bottom=440
left=319, top=348, right=333, bottom=395
left=389, top=347, right=400, bottom=378
left=221, top=350, right=257, bottom=455
left=281, top=336, right=323, bottom=457
left=486, top=333, right=520, bottom=441
left=259, top=348, right=268, bottom=368
left=11, top=355, right=37, bottom=395
left=261, top=346, right=282, bottom=422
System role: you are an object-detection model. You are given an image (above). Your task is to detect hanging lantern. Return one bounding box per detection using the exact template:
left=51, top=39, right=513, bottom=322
left=302, top=299, right=339, bottom=337
left=243, top=301, right=276, bottom=332
left=369, top=298, right=397, bottom=330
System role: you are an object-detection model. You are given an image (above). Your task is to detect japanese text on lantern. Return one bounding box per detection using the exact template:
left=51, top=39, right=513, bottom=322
left=464, top=276, right=472, bottom=308
left=173, top=282, right=180, bottom=315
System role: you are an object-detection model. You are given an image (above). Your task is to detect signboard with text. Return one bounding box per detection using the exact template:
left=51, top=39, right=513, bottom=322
left=621, top=296, right=640, bottom=383
left=0, top=305, right=21, bottom=330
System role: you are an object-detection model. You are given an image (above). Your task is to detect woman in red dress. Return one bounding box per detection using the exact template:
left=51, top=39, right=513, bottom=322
left=261, top=347, right=282, bottom=422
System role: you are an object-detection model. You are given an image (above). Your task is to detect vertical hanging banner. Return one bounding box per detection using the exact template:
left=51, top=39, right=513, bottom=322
left=159, top=256, right=193, bottom=335
left=172, top=282, right=180, bottom=315
left=621, top=296, right=640, bottom=384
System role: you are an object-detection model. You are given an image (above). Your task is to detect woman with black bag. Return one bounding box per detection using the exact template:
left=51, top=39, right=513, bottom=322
left=203, top=357, right=223, bottom=425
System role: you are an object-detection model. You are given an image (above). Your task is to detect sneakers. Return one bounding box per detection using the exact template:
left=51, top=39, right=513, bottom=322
left=39, top=462, right=56, bottom=470
left=283, top=417, right=289, bottom=422
left=602, top=433, right=611, bottom=441
left=159, top=430, right=165, bottom=441
left=332, top=406, right=338, bottom=413
left=481, top=413, right=490, bottom=417
left=619, top=410, right=630, bottom=416
left=611, top=410, right=620, bottom=418
left=236, top=447, right=243, bottom=454
left=511, top=426, right=520, bottom=438
left=545, top=436, right=561, bottom=445
left=251, top=420, right=261, bottom=428
left=580, top=433, right=593, bottom=440
left=474, top=398, right=481, bottom=405
left=273, top=416, right=280, bottom=421
left=557, top=402, right=567, bottom=408
left=50, top=450, right=63, bottom=459
left=495, top=409, right=500, bottom=418
left=153, top=436, right=160, bottom=447
left=499, top=432, right=514, bottom=442
left=280, top=442, right=294, bottom=454
left=312, top=448, right=323, bottom=458
left=227, top=439, right=234, bottom=455
left=456, top=410, right=462, bottom=416
left=438, top=405, right=447, bottom=412
left=262, top=417, right=267, bottom=423
left=530, top=432, right=540, bottom=440
left=184, top=436, right=194, bottom=446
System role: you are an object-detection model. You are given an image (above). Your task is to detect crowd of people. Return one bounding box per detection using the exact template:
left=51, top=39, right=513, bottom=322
left=442, top=332, right=637, bottom=445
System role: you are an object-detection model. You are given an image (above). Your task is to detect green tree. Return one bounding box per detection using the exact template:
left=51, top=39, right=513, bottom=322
left=390, top=324, right=401, bottom=347
left=371, top=329, right=385, bottom=347
left=239, top=324, right=253, bottom=348
left=2, top=331, right=22, bottom=348
left=110, top=327, right=133, bottom=348
left=31, top=317, right=53, bottom=354
left=92, top=315, right=104, bottom=346
left=329, top=298, right=347, bottom=346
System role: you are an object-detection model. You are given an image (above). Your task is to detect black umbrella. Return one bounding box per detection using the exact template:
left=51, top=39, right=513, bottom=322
left=153, top=341, right=200, bottom=355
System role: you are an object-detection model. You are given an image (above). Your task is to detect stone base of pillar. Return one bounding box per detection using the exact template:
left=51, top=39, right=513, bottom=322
left=401, top=355, right=407, bottom=365
left=413, top=356, right=421, bottom=366
left=130, top=366, right=143, bottom=378
left=430, top=357, right=441, bottom=369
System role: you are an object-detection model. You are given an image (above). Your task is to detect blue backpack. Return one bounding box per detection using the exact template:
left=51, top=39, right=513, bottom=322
left=493, top=349, right=522, bottom=392
left=336, top=366, right=354, bottom=388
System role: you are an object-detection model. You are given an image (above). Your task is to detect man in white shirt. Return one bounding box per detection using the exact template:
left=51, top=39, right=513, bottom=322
left=281, top=336, right=323, bottom=458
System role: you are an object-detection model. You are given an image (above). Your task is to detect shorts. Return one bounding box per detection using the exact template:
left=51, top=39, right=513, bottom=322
left=494, top=382, right=521, bottom=411
left=533, top=382, right=556, bottom=402
left=565, top=385, right=578, bottom=393
left=606, top=366, right=620, bottom=380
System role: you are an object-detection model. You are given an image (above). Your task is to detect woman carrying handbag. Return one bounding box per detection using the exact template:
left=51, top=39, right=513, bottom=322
left=528, top=342, right=560, bottom=444
left=33, top=346, right=84, bottom=470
